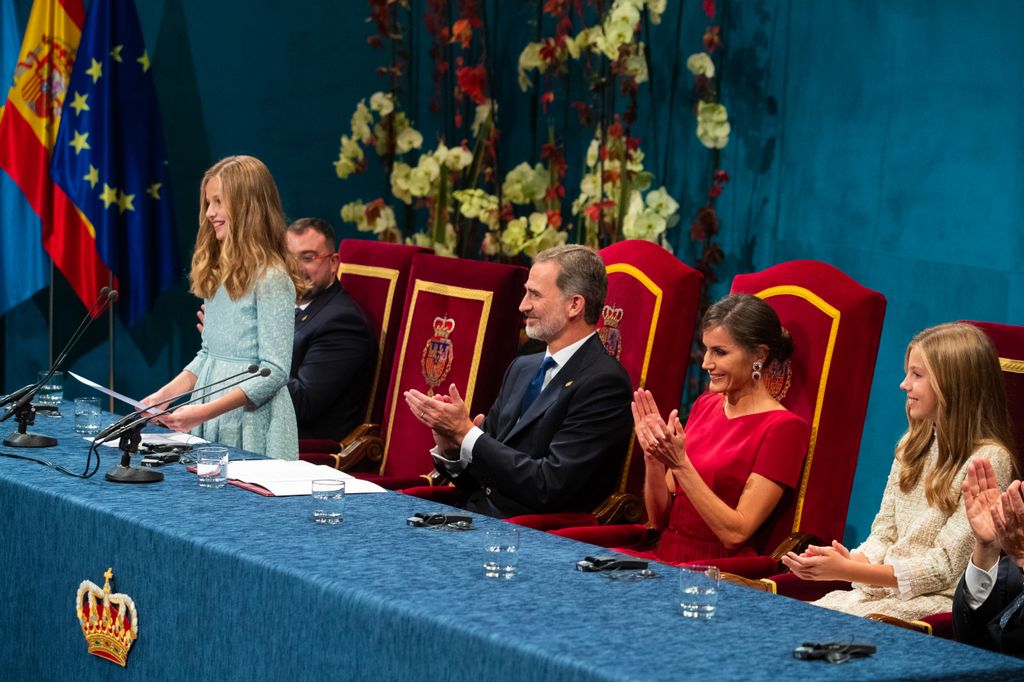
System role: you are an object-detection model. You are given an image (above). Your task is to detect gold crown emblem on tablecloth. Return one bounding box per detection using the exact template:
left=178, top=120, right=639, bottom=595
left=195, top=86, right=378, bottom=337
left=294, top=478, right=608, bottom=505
left=75, top=568, right=138, bottom=667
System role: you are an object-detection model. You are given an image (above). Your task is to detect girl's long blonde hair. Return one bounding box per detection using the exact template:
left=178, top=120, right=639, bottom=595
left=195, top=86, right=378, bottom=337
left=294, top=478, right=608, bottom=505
left=898, top=322, right=1018, bottom=513
left=189, top=155, right=307, bottom=300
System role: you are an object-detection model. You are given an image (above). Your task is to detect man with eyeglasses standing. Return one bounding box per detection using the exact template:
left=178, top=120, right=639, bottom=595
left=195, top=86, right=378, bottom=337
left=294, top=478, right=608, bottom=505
left=284, top=218, right=376, bottom=440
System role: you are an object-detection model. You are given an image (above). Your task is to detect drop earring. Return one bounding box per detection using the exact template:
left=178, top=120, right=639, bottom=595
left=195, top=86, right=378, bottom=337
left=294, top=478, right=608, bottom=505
left=752, top=360, right=763, bottom=382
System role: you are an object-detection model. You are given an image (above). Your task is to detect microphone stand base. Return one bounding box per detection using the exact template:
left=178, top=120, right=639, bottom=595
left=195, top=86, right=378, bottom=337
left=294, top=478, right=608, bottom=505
left=4, top=431, right=58, bottom=448
left=105, top=464, right=164, bottom=484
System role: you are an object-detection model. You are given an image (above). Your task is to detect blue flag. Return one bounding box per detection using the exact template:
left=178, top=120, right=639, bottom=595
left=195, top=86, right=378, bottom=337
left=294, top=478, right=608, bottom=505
left=50, top=0, right=180, bottom=325
left=0, top=0, right=49, bottom=315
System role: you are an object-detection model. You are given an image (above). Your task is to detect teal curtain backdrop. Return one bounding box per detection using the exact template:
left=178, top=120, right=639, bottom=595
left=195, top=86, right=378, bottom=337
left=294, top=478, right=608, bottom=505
left=1, top=0, right=1021, bottom=544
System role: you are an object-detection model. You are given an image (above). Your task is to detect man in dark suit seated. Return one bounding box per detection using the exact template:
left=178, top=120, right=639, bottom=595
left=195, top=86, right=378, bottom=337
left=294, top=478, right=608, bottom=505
left=404, top=244, right=632, bottom=518
left=953, top=458, right=1024, bottom=658
left=285, top=218, right=376, bottom=440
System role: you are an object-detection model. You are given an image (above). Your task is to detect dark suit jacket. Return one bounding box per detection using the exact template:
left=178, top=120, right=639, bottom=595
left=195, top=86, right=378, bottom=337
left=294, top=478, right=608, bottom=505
left=450, top=334, right=633, bottom=518
left=953, top=556, right=1024, bottom=658
left=288, top=283, right=376, bottom=440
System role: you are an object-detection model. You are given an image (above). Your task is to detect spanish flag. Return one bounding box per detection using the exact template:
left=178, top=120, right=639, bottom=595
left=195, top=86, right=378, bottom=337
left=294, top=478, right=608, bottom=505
left=0, top=0, right=113, bottom=313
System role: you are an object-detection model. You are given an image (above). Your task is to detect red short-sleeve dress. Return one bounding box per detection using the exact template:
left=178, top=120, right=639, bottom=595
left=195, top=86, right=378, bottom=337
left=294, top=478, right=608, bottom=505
left=646, top=392, right=809, bottom=564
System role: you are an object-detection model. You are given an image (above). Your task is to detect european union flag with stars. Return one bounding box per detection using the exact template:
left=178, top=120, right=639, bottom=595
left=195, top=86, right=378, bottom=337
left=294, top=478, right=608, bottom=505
left=50, top=0, right=180, bottom=325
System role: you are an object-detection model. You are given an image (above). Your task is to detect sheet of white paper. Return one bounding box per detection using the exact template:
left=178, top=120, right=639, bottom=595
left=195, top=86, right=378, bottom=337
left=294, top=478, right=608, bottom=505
left=68, top=371, right=165, bottom=414
left=226, top=459, right=387, bottom=496
left=86, top=430, right=209, bottom=448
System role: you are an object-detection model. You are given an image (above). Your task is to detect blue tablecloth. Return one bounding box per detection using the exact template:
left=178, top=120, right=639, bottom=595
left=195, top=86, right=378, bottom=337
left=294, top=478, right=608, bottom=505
left=2, top=404, right=1022, bottom=681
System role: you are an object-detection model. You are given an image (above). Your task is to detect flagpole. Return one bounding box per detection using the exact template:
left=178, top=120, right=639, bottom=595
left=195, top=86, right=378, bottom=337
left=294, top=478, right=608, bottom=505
left=48, top=261, right=54, bottom=366
left=107, top=273, right=114, bottom=412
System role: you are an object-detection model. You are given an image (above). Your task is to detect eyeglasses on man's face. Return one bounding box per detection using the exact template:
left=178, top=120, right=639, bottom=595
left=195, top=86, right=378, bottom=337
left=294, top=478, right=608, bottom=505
left=297, top=252, right=334, bottom=265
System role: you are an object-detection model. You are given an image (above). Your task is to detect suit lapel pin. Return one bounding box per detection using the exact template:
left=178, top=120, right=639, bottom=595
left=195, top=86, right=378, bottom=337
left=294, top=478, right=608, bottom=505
left=564, top=380, right=573, bottom=387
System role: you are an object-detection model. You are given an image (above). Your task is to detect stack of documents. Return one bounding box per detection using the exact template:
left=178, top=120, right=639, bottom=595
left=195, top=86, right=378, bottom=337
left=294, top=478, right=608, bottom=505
left=227, top=459, right=388, bottom=496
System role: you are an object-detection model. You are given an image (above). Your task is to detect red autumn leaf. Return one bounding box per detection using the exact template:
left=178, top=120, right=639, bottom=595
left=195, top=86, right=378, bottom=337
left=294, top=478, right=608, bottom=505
left=584, top=200, right=615, bottom=223
left=456, top=64, right=488, bottom=105
left=544, top=185, right=565, bottom=201
left=690, top=207, right=719, bottom=241
left=703, top=26, right=722, bottom=53
left=365, top=198, right=386, bottom=223
left=539, top=37, right=563, bottom=63
left=541, top=90, right=555, bottom=113
left=451, top=19, right=473, bottom=48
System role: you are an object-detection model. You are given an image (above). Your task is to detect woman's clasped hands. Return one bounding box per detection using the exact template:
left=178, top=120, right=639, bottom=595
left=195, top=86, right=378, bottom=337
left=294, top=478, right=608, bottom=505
left=631, top=389, right=688, bottom=470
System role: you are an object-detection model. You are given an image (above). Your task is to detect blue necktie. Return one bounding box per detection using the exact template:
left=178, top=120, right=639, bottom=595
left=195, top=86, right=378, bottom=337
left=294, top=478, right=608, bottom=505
left=520, top=356, right=557, bottom=415
left=999, top=587, right=1024, bottom=631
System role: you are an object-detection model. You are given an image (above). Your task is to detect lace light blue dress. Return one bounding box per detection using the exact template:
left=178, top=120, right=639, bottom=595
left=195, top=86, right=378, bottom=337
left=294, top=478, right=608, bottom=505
left=184, top=267, right=298, bottom=460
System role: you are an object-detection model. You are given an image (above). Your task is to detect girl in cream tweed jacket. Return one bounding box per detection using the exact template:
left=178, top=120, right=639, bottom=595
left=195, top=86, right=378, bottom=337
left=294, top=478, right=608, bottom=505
left=782, top=323, right=1018, bottom=621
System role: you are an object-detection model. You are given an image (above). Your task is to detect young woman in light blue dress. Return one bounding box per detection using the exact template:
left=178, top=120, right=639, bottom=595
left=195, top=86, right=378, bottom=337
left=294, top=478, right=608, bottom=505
left=143, top=156, right=306, bottom=459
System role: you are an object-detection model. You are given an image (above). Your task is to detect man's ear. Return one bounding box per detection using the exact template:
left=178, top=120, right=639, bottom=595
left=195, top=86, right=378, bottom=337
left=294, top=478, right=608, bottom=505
left=567, top=294, right=586, bottom=320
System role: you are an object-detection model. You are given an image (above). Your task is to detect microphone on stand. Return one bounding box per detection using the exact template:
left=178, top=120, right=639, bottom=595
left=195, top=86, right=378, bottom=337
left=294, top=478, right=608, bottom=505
left=2, top=288, right=118, bottom=448
left=103, top=367, right=272, bottom=484
left=0, top=287, right=113, bottom=412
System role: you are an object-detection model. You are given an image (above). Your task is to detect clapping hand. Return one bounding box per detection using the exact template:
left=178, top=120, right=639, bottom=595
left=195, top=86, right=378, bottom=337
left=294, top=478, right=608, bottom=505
left=992, top=480, right=1024, bottom=569
left=631, top=389, right=687, bottom=470
left=963, top=458, right=1003, bottom=550
left=405, top=383, right=476, bottom=447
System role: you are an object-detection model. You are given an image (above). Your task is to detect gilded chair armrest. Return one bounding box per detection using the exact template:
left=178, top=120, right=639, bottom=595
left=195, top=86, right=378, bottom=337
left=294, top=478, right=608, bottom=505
left=720, top=572, right=777, bottom=594
left=769, top=532, right=824, bottom=561
left=334, top=423, right=384, bottom=472
left=593, top=492, right=645, bottom=525
left=865, top=613, right=933, bottom=636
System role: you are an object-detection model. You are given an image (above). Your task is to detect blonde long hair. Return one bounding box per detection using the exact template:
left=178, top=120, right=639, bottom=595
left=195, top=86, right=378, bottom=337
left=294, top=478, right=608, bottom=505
left=898, top=323, right=1018, bottom=513
left=189, top=155, right=307, bottom=300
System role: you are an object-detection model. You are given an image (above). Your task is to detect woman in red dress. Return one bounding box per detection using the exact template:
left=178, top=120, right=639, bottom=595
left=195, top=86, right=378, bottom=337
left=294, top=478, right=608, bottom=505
left=560, top=294, right=808, bottom=564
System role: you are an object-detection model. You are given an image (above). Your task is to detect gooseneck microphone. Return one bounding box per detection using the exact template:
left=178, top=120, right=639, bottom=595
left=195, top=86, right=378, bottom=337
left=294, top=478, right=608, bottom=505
left=103, top=367, right=272, bottom=484
left=92, top=364, right=260, bottom=443
left=2, top=287, right=118, bottom=448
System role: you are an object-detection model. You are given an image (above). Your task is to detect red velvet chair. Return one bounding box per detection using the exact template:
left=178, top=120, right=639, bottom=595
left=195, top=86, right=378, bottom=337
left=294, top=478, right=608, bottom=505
left=551, top=260, right=887, bottom=578
left=299, top=240, right=430, bottom=469
left=354, top=253, right=528, bottom=489
left=505, top=240, right=703, bottom=529
left=767, top=320, right=1024, bottom=640
left=963, top=320, right=1024, bottom=456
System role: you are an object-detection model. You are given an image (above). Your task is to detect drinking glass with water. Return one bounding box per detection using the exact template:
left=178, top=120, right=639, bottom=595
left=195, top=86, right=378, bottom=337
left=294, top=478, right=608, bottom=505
left=196, top=447, right=229, bottom=489
left=678, top=565, right=720, bottom=619
left=35, top=370, right=64, bottom=416
left=483, top=527, right=519, bottom=579
left=311, top=479, right=345, bottom=524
